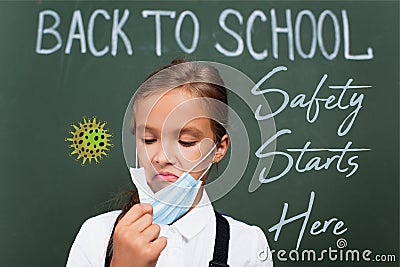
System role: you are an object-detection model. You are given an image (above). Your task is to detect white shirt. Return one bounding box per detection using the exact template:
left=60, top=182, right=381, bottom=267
left=66, top=192, right=273, bottom=267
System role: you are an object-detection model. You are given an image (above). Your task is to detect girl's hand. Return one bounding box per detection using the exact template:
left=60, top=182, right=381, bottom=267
left=110, top=203, right=167, bottom=267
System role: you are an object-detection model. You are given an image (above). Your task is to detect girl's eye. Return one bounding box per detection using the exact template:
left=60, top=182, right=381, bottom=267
left=142, top=138, right=156, bottom=144
left=179, top=140, right=197, bottom=147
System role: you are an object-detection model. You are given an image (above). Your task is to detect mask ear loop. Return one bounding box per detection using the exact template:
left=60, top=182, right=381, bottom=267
left=135, top=148, right=138, bottom=168
left=198, top=161, right=214, bottom=181
left=186, top=143, right=217, bottom=181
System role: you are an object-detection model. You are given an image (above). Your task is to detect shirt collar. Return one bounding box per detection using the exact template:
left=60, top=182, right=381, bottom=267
left=172, top=190, right=214, bottom=240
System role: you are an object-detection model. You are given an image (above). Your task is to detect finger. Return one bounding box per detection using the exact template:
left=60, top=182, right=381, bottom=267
left=151, top=236, right=167, bottom=253
left=141, top=224, right=161, bottom=242
left=119, top=203, right=153, bottom=226
left=131, top=213, right=153, bottom=232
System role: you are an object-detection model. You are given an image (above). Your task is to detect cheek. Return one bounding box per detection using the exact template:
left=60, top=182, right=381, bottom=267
left=136, top=141, right=154, bottom=166
left=140, top=145, right=156, bottom=163
left=179, top=145, right=202, bottom=162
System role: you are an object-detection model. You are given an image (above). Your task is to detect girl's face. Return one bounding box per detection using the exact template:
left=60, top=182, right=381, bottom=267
left=134, top=89, right=223, bottom=193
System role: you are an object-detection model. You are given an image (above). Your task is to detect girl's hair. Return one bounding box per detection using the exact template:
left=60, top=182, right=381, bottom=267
left=106, top=58, right=229, bottom=264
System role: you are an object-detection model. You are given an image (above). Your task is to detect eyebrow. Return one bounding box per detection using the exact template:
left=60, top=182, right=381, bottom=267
left=179, top=126, right=204, bottom=138
left=136, top=124, right=158, bottom=134
left=136, top=124, right=204, bottom=138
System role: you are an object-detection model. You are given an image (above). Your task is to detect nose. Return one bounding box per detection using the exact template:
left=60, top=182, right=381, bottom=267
left=153, top=142, right=175, bottom=166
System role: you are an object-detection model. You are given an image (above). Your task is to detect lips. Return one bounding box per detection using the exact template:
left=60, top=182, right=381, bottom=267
left=157, top=171, right=179, bottom=182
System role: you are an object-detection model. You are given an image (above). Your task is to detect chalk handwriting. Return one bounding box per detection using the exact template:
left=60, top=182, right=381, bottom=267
left=269, top=191, right=348, bottom=249
left=36, top=9, right=132, bottom=56
left=255, top=129, right=370, bottom=183
left=252, top=66, right=370, bottom=136
left=36, top=8, right=374, bottom=60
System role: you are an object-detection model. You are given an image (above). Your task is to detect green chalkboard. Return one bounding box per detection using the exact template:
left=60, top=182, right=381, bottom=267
left=0, top=1, right=398, bottom=266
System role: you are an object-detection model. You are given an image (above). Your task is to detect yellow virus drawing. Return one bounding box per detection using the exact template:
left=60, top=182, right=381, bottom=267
left=66, top=117, right=113, bottom=165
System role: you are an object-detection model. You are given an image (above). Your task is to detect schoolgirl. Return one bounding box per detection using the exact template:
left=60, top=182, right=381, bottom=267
left=66, top=59, right=273, bottom=267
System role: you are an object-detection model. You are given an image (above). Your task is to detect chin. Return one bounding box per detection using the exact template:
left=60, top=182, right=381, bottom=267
left=147, top=175, right=170, bottom=193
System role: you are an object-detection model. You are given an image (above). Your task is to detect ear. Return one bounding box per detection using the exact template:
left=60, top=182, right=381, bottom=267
left=213, top=134, right=230, bottom=163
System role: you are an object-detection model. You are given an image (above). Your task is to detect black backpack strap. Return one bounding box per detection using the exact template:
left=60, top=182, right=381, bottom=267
left=209, top=210, right=230, bottom=267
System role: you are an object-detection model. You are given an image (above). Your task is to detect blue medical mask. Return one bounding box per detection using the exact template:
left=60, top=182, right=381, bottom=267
left=130, top=144, right=216, bottom=225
